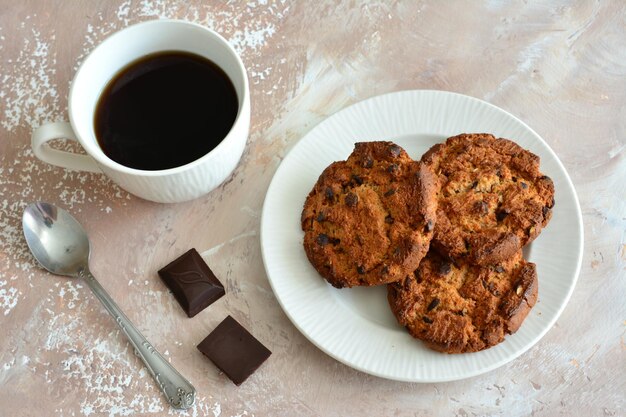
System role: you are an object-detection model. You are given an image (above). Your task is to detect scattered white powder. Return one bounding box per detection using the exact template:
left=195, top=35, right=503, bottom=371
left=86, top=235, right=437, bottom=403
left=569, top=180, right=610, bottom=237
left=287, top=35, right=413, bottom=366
left=0, top=27, right=60, bottom=132
left=137, top=0, right=180, bottom=19
left=44, top=312, right=79, bottom=351
left=36, top=306, right=169, bottom=416
left=134, top=1, right=289, bottom=85
left=0, top=279, right=19, bottom=316
left=59, top=188, right=87, bottom=207
left=181, top=399, right=223, bottom=417
left=116, top=0, right=132, bottom=26
left=58, top=280, right=82, bottom=309
left=250, top=66, right=272, bottom=83
left=210, top=402, right=222, bottom=417
left=229, top=25, right=276, bottom=55
left=73, top=18, right=120, bottom=72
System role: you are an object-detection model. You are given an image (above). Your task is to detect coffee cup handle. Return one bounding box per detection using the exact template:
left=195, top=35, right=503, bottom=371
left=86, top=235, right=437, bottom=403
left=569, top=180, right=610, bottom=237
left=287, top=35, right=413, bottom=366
left=32, top=122, right=101, bottom=173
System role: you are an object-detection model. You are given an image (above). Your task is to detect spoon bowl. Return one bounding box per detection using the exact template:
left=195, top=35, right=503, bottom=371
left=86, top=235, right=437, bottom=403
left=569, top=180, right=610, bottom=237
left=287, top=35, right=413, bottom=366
left=23, top=202, right=90, bottom=277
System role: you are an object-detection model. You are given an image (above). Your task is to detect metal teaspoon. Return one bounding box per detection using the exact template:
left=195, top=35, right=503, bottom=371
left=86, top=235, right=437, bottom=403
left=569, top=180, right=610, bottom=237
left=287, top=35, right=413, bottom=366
left=22, top=202, right=196, bottom=410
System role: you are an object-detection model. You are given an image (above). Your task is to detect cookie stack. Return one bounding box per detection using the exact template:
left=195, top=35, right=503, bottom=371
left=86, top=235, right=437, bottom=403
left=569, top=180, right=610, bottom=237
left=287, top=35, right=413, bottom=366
left=301, top=134, right=554, bottom=353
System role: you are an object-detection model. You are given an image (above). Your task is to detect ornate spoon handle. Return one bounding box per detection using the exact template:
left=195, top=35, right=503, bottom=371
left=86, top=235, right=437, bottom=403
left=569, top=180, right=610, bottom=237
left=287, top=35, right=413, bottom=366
left=80, top=268, right=196, bottom=409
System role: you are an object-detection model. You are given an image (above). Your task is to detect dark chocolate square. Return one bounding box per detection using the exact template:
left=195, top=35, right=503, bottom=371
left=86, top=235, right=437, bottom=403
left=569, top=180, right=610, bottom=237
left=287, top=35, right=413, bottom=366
left=197, top=315, right=271, bottom=385
left=158, top=248, right=225, bottom=318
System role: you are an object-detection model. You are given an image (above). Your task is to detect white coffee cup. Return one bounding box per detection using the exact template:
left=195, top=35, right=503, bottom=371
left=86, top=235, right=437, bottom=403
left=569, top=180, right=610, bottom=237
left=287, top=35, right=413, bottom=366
left=32, top=20, right=250, bottom=203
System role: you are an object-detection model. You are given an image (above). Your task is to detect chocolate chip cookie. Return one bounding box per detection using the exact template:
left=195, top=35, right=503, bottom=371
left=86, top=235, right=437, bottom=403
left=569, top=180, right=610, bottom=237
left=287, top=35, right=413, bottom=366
left=301, top=141, right=438, bottom=288
left=422, top=133, right=554, bottom=266
left=387, top=249, right=538, bottom=353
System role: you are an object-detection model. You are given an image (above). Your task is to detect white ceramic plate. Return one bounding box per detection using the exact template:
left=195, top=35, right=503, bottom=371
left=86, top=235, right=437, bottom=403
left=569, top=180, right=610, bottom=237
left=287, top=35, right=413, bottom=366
left=260, top=90, right=583, bottom=382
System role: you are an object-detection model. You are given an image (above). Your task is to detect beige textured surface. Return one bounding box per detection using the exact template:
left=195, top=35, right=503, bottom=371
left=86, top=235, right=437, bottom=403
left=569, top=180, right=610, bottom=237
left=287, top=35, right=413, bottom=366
left=0, top=1, right=624, bottom=416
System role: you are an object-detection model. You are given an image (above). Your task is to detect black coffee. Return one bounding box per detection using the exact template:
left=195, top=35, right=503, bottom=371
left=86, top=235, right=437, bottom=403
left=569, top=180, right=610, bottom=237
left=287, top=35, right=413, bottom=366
left=94, top=51, right=238, bottom=170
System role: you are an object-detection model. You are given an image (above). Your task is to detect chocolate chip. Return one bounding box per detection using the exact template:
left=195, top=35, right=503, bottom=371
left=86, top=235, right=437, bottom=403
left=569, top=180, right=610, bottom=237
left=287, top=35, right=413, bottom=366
left=330, top=237, right=341, bottom=245
left=427, top=298, right=440, bottom=311
left=471, top=180, right=478, bottom=189
left=542, top=206, right=550, bottom=217
left=512, top=176, right=517, bottom=182
left=387, top=163, right=399, bottom=174
left=316, top=211, right=326, bottom=222
left=422, top=316, right=433, bottom=324
left=385, top=215, right=394, bottom=224
left=520, top=182, right=528, bottom=189
left=316, top=234, right=329, bottom=246
left=456, top=310, right=466, bottom=316
left=540, top=175, right=552, bottom=182
left=357, top=265, right=366, bottom=275
left=381, top=266, right=389, bottom=275
left=496, top=210, right=509, bottom=222
left=439, top=262, right=451, bottom=276
left=413, top=269, right=422, bottom=283
left=424, top=220, right=434, bottom=233
left=352, top=175, right=363, bottom=185
left=324, top=187, right=334, bottom=200
left=364, top=157, right=374, bottom=168
left=496, top=170, right=503, bottom=178
left=548, top=197, right=555, bottom=209
left=345, top=192, right=358, bottom=207
left=384, top=188, right=396, bottom=197
left=476, top=201, right=489, bottom=215
left=487, top=282, right=501, bottom=296
left=495, top=265, right=504, bottom=273
left=389, top=144, right=402, bottom=157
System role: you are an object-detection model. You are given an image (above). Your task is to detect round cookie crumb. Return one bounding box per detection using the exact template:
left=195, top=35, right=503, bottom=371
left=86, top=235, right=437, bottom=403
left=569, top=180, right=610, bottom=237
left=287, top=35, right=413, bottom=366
left=301, top=141, right=438, bottom=288
left=422, top=133, right=555, bottom=265
left=387, top=249, right=538, bottom=353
